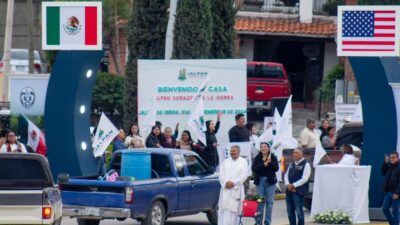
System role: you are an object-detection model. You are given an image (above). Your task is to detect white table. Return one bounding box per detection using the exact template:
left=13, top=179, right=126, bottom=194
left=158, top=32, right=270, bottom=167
left=311, top=165, right=371, bottom=224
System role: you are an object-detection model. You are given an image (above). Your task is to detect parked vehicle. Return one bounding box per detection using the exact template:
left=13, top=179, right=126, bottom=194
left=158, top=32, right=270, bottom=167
left=247, top=61, right=291, bottom=113
left=59, top=148, right=220, bottom=225
left=0, top=49, right=47, bottom=73
left=335, top=122, right=363, bottom=149
left=0, top=153, right=62, bottom=225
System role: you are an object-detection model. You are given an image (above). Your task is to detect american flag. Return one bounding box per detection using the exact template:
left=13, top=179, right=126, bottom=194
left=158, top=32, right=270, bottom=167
left=339, top=10, right=398, bottom=55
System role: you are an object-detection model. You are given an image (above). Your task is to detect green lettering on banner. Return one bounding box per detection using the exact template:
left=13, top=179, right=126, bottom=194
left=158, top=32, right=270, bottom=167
left=140, top=109, right=247, bottom=115
left=157, top=86, right=199, bottom=93
left=208, top=86, right=228, bottom=92
left=181, top=110, right=191, bottom=114
left=164, top=110, right=179, bottom=115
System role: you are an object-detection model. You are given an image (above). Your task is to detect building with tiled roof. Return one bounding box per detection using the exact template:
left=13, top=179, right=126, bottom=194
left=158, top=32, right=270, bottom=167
left=235, top=0, right=340, bottom=106
left=235, top=17, right=336, bottom=37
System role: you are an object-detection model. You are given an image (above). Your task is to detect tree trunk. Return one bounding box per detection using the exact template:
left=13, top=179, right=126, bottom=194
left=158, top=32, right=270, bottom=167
left=113, top=0, right=121, bottom=75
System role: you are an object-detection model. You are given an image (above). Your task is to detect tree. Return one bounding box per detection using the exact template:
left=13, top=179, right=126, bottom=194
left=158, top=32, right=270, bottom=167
left=44, top=0, right=133, bottom=72
left=210, top=0, right=236, bottom=58
left=124, top=0, right=169, bottom=129
left=173, top=0, right=213, bottom=59
left=315, top=64, right=344, bottom=103
left=103, top=0, right=132, bottom=75
left=92, top=72, right=124, bottom=117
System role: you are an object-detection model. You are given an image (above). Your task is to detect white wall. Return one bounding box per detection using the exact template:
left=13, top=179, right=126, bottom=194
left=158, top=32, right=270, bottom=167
left=239, top=38, right=254, bottom=62
left=323, top=42, right=339, bottom=76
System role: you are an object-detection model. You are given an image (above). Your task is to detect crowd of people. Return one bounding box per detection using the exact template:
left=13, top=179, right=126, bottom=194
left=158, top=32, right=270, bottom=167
left=1, top=113, right=362, bottom=225
left=110, top=113, right=224, bottom=170
left=299, top=118, right=337, bottom=150
left=219, top=143, right=311, bottom=225
left=109, top=113, right=359, bottom=225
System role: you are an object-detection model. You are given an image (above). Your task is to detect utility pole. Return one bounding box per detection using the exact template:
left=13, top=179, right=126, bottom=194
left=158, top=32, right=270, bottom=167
left=164, top=0, right=178, bottom=59
left=27, top=0, right=35, bottom=73
left=3, top=0, right=14, bottom=74
left=2, top=0, right=15, bottom=101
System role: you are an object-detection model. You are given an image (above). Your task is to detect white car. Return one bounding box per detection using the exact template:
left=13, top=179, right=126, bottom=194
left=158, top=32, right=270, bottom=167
left=0, top=49, right=47, bottom=73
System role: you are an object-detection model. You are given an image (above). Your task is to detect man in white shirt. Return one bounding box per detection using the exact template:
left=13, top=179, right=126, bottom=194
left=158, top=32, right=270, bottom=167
left=299, top=119, right=320, bottom=148
left=218, top=145, right=248, bottom=225
left=338, top=144, right=358, bottom=165
left=284, top=148, right=311, bottom=225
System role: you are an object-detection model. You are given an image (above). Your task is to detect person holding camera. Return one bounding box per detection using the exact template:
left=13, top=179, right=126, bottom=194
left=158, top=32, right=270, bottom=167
left=382, top=151, right=400, bottom=225
left=0, top=131, right=27, bottom=153
left=252, top=142, right=279, bottom=225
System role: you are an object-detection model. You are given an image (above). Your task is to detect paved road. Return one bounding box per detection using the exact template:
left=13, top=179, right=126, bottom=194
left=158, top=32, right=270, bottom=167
left=61, top=198, right=312, bottom=225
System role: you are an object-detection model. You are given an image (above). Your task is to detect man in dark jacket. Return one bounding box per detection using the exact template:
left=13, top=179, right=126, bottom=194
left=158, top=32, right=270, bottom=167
left=228, top=113, right=249, bottom=142
left=284, top=148, right=311, bottom=225
left=382, top=151, right=400, bottom=225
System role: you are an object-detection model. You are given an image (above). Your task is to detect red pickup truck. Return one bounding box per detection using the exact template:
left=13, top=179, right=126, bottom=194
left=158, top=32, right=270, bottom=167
left=247, top=62, right=291, bottom=113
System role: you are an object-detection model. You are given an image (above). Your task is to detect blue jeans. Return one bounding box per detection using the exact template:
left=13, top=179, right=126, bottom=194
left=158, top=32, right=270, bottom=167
left=382, top=192, right=400, bottom=225
left=286, top=191, right=304, bottom=225
left=255, top=177, right=276, bottom=225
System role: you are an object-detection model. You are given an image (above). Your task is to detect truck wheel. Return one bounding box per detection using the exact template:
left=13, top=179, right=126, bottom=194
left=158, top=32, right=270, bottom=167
left=141, top=201, right=165, bottom=225
left=77, top=218, right=100, bottom=225
left=206, top=206, right=218, bottom=225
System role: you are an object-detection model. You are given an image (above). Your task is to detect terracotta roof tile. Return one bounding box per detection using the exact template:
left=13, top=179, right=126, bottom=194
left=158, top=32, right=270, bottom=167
left=235, top=17, right=337, bottom=37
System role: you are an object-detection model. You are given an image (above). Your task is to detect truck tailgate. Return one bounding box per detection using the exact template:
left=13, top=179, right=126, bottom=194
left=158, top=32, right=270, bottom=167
left=247, top=78, right=288, bottom=101
left=61, top=179, right=127, bottom=208
left=0, top=190, right=43, bottom=224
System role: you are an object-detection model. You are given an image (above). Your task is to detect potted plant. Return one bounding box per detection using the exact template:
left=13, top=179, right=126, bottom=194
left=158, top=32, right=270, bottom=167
left=314, top=210, right=352, bottom=224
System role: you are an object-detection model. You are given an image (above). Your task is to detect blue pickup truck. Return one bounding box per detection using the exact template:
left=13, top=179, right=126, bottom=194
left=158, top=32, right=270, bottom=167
left=59, top=148, right=221, bottom=225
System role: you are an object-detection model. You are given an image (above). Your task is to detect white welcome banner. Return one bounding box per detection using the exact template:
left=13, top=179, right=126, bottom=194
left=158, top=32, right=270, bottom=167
left=217, top=142, right=252, bottom=176
left=138, top=59, right=246, bottom=143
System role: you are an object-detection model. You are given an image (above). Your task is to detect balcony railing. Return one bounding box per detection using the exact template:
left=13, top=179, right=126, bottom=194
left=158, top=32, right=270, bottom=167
left=240, top=0, right=344, bottom=16
left=241, top=0, right=299, bottom=14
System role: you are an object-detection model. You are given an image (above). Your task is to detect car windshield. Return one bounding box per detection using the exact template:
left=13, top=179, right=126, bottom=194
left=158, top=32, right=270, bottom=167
left=247, top=64, right=284, bottom=79
left=11, top=50, right=40, bottom=60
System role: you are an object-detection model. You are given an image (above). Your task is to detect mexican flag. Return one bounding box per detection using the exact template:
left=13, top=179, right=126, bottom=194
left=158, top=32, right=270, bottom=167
left=42, top=2, right=102, bottom=50
left=18, top=115, right=47, bottom=156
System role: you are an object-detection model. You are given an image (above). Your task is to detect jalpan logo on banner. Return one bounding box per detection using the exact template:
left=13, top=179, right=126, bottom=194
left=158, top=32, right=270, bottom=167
left=42, top=2, right=102, bottom=50
left=217, top=142, right=252, bottom=176
left=337, top=6, right=400, bottom=57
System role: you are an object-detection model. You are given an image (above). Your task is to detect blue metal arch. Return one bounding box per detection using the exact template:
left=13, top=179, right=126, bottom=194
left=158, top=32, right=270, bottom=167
left=45, top=51, right=103, bottom=178
left=349, top=57, right=397, bottom=208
